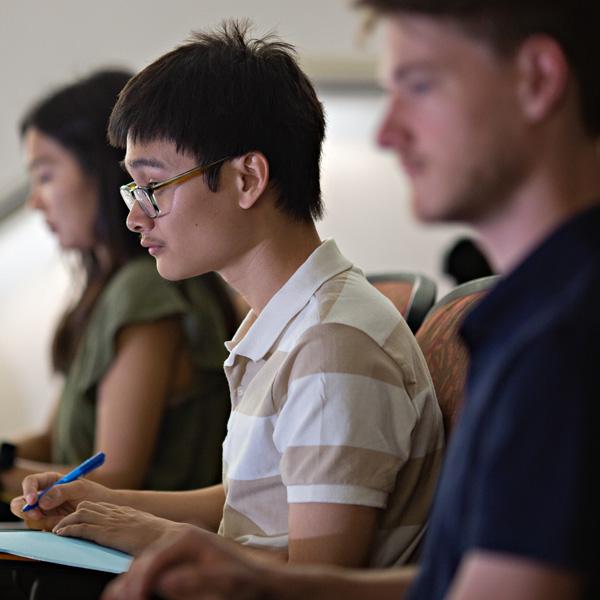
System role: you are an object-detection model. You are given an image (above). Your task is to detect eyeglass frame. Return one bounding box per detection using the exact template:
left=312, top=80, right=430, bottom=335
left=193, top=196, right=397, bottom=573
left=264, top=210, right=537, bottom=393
left=120, top=156, right=230, bottom=218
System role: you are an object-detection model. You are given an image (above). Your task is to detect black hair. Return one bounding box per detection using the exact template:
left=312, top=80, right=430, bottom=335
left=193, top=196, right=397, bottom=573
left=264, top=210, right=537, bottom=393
left=108, top=19, right=326, bottom=222
left=357, top=0, right=600, bottom=137
left=443, top=237, right=493, bottom=285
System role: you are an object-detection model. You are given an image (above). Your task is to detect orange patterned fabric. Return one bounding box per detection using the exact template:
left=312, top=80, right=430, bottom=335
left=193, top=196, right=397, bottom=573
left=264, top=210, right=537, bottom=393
left=416, top=293, right=486, bottom=438
left=372, top=281, right=413, bottom=316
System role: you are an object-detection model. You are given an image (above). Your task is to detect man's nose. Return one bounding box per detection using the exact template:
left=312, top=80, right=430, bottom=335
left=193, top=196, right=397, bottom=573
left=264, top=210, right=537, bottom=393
left=126, top=202, right=153, bottom=233
left=376, top=95, right=408, bottom=150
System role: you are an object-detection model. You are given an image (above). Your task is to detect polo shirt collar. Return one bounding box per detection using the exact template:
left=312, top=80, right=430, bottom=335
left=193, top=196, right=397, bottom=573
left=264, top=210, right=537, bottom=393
left=224, top=239, right=352, bottom=365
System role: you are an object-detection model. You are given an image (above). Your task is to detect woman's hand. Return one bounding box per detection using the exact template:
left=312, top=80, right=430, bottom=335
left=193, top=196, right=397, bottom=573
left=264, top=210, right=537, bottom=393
left=54, top=502, right=186, bottom=556
left=10, top=472, right=114, bottom=531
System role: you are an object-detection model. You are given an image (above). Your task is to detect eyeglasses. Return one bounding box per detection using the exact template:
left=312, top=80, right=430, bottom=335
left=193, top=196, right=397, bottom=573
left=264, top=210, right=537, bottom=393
left=120, top=157, right=229, bottom=218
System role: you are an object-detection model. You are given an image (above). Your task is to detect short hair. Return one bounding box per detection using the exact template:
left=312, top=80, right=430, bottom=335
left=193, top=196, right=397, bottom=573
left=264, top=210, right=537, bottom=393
left=357, top=0, right=600, bottom=137
left=109, top=20, right=326, bottom=222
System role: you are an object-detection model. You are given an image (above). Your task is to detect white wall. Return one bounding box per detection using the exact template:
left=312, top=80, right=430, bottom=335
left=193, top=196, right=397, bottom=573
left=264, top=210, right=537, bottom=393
left=0, top=2, right=466, bottom=438
left=0, top=0, right=379, bottom=193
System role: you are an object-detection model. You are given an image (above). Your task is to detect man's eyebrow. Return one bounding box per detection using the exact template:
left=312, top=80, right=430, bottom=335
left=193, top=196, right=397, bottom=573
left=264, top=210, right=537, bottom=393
left=392, top=62, right=434, bottom=81
left=122, top=157, right=167, bottom=171
left=378, top=61, right=433, bottom=89
left=27, top=157, right=52, bottom=171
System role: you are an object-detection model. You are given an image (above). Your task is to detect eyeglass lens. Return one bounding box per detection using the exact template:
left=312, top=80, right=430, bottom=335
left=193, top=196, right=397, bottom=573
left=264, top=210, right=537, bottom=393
left=133, top=188, right=157, bottom=217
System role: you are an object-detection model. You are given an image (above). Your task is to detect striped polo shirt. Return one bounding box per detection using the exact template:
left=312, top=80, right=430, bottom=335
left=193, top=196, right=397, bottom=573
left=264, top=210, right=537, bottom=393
left=219, top=239, right=444, bottom=566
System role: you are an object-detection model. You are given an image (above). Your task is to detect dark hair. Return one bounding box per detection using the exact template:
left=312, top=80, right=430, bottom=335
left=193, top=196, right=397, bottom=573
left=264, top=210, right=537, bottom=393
left=21, top=69, right=144, bottom=372
left=443, top=237, right=493, bottom=285
left=108, top=19, right=326, bottom=222
left=22, top=70, right=240, bottom=371
left=357, top=0, right=600, bottom=137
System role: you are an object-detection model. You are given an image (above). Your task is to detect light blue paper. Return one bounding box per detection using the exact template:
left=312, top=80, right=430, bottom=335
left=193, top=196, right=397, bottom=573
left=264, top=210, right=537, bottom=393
left=0, top=530, right=132, bottom=573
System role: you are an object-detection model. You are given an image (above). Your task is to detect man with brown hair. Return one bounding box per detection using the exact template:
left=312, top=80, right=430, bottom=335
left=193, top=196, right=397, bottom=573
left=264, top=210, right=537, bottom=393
left=101, top=1, right=599, bottom=598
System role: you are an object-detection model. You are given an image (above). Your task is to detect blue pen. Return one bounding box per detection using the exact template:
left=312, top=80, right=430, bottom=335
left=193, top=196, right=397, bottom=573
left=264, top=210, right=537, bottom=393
left=22, top=451, right=106, bottom=513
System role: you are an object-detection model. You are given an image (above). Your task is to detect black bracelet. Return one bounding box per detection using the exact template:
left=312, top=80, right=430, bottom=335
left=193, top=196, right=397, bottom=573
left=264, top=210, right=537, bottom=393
left=0, top=442, right=16, bottom=471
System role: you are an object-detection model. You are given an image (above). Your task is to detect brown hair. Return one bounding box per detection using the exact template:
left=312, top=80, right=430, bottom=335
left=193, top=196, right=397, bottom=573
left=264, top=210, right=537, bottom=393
left=357, top=0, right=600, bottom=137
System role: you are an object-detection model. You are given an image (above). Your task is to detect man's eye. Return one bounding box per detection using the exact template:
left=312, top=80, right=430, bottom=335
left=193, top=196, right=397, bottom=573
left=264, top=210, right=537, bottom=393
left=35, top=172, right=52, bottom=185
left=409, top=79, right=433, bottom=94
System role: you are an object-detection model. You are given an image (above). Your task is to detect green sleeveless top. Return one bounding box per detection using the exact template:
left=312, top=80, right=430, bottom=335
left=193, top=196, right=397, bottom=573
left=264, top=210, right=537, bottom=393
left=52, top=256, right=230, bottom=490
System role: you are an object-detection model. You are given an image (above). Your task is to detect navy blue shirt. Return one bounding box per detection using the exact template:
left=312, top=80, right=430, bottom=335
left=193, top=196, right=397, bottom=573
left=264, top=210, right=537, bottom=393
left=408, top=204, right=600, bottom=599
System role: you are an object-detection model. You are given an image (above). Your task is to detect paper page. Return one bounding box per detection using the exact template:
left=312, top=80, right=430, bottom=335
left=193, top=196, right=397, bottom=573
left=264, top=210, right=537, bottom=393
left=0, top=530, right=132, bottom=573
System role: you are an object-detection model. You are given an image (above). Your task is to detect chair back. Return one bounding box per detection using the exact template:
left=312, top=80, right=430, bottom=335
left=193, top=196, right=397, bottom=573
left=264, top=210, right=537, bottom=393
left=416, top=276, right=499, bottom=438
left=368, top=272, right=437, bottom=333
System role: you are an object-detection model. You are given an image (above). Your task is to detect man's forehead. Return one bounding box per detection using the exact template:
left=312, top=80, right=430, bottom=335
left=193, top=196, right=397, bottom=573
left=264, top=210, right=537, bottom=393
left=123, top=137, right=181, bottom=170
left=380, top=14, right=497, bottom=78
left=385, top=14, right=474, bottom=57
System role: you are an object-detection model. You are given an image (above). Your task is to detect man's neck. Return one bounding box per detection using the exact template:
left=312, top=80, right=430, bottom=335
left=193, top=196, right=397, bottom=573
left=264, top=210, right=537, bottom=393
left=220, top=221, right=322, bottom=314
left=475, top=141, right=600, bottom=273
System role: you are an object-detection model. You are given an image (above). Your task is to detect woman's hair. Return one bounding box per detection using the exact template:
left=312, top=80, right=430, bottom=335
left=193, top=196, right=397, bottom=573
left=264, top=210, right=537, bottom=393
left=21, top=69, right=142, bottom=372
left=21, top=70, right=240, bottom=372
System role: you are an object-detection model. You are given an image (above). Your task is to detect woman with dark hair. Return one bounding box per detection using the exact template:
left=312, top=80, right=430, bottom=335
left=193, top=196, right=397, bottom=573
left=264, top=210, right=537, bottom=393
left=0, top=70, right=236, bottom=500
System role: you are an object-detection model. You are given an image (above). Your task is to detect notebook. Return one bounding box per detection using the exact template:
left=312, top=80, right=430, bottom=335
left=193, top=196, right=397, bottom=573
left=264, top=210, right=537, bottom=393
left=0, top=529, right=132, bottom=573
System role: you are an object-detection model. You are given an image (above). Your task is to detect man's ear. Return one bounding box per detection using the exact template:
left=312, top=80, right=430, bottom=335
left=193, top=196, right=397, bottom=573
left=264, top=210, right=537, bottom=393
left=515, top=35, right=569, bottom=124
left=231, top=152, right=270, bottom=210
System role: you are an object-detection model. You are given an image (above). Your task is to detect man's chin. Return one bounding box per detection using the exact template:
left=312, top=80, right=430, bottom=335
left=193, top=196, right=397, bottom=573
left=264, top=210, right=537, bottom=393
left=155, top=260, right=184, bottom=282
left=412, top=192, right=471, bottom=225
left=411, top=195, right=447, bottom=224
left=156, top=259, right=210, bottom=282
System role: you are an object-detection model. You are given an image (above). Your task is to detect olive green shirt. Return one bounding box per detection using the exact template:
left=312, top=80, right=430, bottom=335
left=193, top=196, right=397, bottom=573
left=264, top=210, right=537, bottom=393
left=52, top=257, right=230, bottom=490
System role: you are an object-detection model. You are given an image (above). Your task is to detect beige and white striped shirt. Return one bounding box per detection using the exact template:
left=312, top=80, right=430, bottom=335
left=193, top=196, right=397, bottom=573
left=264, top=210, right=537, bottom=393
left=219, top=240, right=444, bottom=566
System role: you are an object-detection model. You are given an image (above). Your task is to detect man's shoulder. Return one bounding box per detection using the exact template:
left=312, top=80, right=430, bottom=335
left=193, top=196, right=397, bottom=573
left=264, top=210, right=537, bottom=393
left=271, top=268, right=432, bottom=398
left=313, top=267, right=409, bottom=343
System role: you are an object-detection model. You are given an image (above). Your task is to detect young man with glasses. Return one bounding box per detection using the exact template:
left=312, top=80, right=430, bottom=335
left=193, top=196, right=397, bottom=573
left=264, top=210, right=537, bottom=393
left=99, top=1, right=598, bottom=599
left=12, top=20, right=443, bottom=572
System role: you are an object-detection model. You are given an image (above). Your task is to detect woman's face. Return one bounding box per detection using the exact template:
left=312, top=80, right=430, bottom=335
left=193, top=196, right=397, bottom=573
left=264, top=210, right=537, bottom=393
left=24, top=127, right=99, bottom=250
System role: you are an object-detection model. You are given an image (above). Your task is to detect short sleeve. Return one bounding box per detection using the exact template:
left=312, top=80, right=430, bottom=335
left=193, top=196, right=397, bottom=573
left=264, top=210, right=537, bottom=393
left=272, top=322, right=419, bottom=508
left=468, top=323, right=597, bottom=571
left=74, top=257, right=188, bottom=394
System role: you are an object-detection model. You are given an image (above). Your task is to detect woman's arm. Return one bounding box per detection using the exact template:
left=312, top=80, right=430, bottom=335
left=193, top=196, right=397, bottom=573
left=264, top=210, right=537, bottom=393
left=89, top=316, right=185, bottom=489
left=14, top=437, right=52, bottom=462
left=3, top=316, right=190, bottom=494
left=0, top=402, right=58, bottom=495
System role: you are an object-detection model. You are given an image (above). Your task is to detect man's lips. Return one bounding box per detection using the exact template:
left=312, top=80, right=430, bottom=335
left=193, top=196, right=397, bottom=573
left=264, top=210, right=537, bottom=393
left=140, top=239, right=165, bottom=255
left=399, top=156, right=425, bottom=177
left=140, top=238, right=164, bottom=249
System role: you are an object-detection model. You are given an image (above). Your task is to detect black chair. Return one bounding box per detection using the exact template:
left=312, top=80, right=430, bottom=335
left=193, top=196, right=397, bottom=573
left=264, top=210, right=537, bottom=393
left=367, top=272, right=437, bottom=333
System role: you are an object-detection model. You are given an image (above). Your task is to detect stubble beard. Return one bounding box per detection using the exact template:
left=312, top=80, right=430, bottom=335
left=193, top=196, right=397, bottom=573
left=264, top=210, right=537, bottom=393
left=432, top=138, right=527, bottom=227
